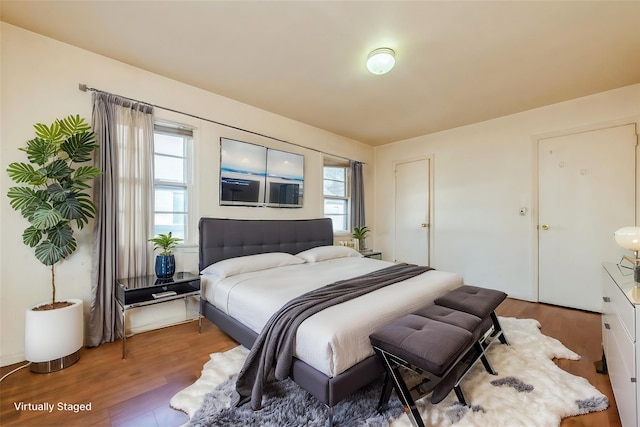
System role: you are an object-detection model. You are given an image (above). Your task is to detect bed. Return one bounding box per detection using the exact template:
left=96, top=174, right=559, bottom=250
left=198, top=217, right=463, bottom=420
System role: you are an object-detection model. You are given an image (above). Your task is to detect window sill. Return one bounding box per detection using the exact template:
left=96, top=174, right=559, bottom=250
left=173, top=245, right=199, bottom=253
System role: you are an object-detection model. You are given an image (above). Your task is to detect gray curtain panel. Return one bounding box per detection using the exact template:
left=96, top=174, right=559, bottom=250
left=88, top=92, right=154, bottom=346
left=350, top=161, right=366, bottom=230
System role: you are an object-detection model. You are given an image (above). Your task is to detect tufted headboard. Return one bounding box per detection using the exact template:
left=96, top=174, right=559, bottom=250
left=198, top=217, right=334, bottom=272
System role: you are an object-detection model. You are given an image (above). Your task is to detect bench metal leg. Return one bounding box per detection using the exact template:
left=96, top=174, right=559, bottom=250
left=390, top=364, right=425, bottom=427
left=490, top=311, right=509, bottom=345
left=375, top=349, right=426, bottom=427
left=480, top=354, right=497, bottom=376
left=377, top=372, right=395, bottom=412
left=454, top=385, right=468, bottom=406
left=473, top=342, right=498, bottom=375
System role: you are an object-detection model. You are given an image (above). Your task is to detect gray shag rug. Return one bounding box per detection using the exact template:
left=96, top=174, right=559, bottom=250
left=192, top=373, right=399, bottom=427
left=171, top=317, right=609, bottom=426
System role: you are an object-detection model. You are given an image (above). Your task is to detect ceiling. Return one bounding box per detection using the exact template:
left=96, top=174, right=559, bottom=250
left=2, top=1, right=639, bottom=146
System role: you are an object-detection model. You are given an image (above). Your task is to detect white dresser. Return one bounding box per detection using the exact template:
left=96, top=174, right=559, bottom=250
left=602, top=262, right=640, bottom=427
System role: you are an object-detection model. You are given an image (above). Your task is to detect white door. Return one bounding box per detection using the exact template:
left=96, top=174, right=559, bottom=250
left=538, top=124, right=636, bottom=312
left=395, top=158, right=430, bottom=265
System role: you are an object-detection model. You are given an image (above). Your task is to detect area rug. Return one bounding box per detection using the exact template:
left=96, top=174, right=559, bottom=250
left=170, top=317, right=609, bottom=426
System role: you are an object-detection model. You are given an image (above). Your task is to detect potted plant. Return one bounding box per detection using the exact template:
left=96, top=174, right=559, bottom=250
left=352, top=226, right=370, bottom=252
left=148, top=232, right=183, bottom=278
left=6, top=115, right=101, bottom=373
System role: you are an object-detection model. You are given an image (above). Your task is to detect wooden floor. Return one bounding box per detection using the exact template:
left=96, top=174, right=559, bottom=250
left=0, top=298, right=622, bottom=427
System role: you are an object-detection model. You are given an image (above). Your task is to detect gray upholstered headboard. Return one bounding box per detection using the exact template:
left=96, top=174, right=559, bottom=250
left=198, top=218, right=334, bottom=272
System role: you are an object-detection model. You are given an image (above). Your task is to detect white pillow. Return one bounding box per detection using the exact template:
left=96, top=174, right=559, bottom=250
left=200, top=252, right=305, bottom=278
left=296, top=245, right=363, bottom=263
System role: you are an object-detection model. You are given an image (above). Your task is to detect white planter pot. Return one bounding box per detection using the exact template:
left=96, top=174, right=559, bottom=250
left=25, top=298, right=83, bottom=373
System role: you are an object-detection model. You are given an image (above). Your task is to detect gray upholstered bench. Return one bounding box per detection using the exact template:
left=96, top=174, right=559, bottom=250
left=369, top=285, right=508, bottom=427
left=435, top=285, right=509, bottom=347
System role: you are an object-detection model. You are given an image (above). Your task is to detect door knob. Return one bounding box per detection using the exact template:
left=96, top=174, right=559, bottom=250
left=421, top=223, right=428, bottom=228
left=541, top=224, right=550, bottom=230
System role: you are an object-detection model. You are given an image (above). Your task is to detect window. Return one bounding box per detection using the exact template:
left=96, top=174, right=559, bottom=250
left=153, top=123, right=193, bottom=242
left=323, top=159, right=349, bottom=232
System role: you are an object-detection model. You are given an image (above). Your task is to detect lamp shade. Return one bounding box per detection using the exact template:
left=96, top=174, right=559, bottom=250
left=614, top=227, right=640, bottom=251
left=366, top=48, right=395, bottom=75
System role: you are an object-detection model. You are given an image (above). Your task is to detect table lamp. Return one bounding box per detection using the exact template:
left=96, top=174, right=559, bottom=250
left=614, top=226, right=640, bottom=282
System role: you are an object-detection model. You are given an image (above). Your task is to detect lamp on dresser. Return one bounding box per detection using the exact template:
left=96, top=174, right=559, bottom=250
left=614, top=226, right=640, bottom=282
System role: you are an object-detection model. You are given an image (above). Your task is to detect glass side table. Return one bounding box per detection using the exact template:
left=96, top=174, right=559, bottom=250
left=360, top=250, right=382, bottom=260
left=115, top=272, right=201, bottom=359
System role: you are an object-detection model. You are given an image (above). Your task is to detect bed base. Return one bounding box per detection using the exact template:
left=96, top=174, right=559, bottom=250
left=203, top=302, right=384, bottom=424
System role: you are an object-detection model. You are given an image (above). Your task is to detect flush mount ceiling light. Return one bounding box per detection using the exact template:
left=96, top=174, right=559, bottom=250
left=366, top=48, right=395, bottom=75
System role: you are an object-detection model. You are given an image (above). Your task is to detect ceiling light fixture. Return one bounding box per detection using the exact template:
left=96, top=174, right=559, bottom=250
left=366, top=48, right=395, bottom=75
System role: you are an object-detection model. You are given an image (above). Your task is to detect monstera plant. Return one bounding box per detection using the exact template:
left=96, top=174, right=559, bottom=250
left=6, top=115, right=101, bottom=309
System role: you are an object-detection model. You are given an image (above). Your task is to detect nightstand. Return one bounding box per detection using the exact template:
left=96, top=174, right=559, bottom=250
left=360, top=250, right=382, bottom=260
left=115, top=272, right=201, bottom=358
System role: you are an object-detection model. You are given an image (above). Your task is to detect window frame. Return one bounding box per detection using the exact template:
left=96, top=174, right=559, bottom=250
left=152, top=122, right=194, bottom=245
left=322, top=159, right=351, bottom=234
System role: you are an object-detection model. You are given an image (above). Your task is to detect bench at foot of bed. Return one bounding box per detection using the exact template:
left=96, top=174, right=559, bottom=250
left=369, top=285, right=508, bottom=427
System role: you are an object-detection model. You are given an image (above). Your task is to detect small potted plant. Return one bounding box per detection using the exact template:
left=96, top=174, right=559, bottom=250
left=352, top=226, right=370, bottom=252
left=148, top=232, right=183, bottom=278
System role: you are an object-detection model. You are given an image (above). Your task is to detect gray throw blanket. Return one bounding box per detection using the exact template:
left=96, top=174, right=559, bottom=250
left=232, top=263, right=433, bottom=410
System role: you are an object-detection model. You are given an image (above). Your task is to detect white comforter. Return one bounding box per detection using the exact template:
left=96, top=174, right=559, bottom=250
left=202, top=257, right=462, bottom=377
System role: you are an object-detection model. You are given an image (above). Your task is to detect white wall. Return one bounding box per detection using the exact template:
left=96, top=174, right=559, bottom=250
left=374, top=84, right=640, bottom=302
left=0, top=23, right=374, bottom=366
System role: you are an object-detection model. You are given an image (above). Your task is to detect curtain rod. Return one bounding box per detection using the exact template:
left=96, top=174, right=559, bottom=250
left=78, top=83, right=362, bottom=164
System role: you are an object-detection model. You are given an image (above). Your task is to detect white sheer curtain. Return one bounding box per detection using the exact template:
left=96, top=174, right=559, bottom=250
left=89, top=93, right=154, bottom=346
left=115, top=104, right=155, bottom=279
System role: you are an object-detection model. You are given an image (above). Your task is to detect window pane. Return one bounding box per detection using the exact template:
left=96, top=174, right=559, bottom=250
left=154, top=133, right=185, bottom=156
left=324, top=198, right=347, bottom=215
left=323, top=179, right=346, bottom=197
left=323, top=166, right=346, bottom=197
left=154, top=213, right=186, bottom=240
left=323, top=167, right=345, bottom=181
left=155, top=186, right=186, bottom=212
left=325, top=214, right=347, bottom=232
left=155, top=155, right=185, bottom=182
left=324, top=199, right=348, bottom=231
